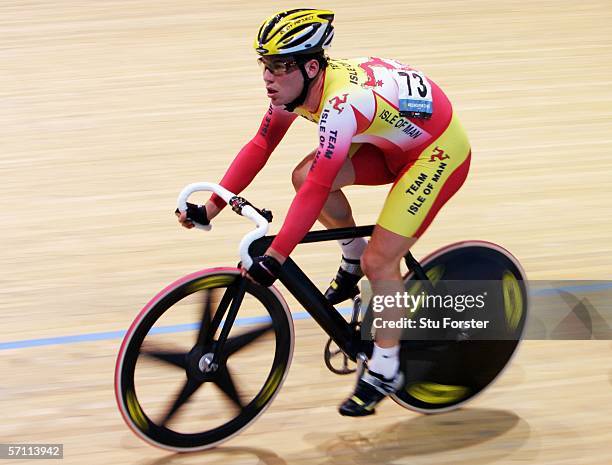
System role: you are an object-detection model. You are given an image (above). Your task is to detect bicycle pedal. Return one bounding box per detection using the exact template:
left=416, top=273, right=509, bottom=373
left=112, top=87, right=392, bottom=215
left=323, top=337, right=356, bottom=375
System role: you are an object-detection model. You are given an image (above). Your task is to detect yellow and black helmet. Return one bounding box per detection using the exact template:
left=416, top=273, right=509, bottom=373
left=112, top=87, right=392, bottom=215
left=255, top=8, right=334, bottom=56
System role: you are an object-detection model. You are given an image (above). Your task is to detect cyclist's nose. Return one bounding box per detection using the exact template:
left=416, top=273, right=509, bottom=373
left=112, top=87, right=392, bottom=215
left=263, top=67, right=275, bottom=83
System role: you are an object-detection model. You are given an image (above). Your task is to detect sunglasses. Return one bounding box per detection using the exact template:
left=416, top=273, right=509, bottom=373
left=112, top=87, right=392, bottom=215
left=257, top=57, right=300, bottom=76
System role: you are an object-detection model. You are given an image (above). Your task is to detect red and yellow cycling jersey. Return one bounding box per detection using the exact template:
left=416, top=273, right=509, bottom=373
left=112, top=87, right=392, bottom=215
left=211, top=57, right=470, bottom=257
left=292, top=57, right=453, bottom=174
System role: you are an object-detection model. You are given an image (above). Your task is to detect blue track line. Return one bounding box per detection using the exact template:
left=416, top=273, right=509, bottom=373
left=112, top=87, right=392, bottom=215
left=0, top=308, right=353, bottom=351
left=2, top=282, right=611, bottom=351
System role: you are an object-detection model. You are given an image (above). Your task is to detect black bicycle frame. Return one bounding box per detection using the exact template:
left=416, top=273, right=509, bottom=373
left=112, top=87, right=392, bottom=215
left=248, top=225, right=430, bottom=361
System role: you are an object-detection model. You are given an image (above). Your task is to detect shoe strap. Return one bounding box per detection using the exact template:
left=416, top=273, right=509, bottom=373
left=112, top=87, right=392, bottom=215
left=362, top=370, right=403, bottom=394
left=340, top=256, right=363, bottom=276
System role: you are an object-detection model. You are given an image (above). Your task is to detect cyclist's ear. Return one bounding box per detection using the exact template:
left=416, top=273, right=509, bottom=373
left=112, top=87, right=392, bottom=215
left=305, top=59, right=321, bottom=79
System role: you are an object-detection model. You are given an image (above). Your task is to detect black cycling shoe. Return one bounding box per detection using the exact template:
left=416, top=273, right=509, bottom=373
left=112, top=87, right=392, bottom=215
left=324, top=257, right=363, bottom=305
left=339, top=369, right=404, bottom=417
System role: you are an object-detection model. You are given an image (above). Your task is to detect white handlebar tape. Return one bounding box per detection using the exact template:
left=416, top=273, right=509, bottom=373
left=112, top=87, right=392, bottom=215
left=177, top=183, right=270, bottom=269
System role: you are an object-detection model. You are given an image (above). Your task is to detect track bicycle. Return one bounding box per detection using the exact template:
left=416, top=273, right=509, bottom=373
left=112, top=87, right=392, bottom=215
left=115, top=182, right=528, bottom=451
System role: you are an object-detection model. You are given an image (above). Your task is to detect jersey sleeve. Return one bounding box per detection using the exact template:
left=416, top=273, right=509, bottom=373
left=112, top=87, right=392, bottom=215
left=270, top=98, right=358, bottom=257
left=209, top=105, right=297, bottom=209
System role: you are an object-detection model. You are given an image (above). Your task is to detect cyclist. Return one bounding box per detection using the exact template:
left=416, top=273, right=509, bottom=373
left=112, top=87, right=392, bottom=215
left=177, top=8, right=471, bottom=416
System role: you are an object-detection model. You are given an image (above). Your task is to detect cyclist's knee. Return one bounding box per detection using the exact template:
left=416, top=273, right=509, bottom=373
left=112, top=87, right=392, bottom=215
left=291, top=166, right=305, bottom=191
left=291, top=152, right=315, bottom=191
left=361, top=248, right=401, bottom=281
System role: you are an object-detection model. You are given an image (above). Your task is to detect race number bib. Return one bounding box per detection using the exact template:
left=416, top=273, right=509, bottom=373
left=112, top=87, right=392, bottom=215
left=394, top=69, right=434, bottom=119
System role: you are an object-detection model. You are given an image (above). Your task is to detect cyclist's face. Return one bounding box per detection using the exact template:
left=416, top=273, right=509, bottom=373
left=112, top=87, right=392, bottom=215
left=260, top=57, right=304, bottom=105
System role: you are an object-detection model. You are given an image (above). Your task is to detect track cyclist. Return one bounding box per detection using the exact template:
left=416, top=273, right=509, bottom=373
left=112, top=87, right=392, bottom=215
left=177, top=8, right=471, bottom=416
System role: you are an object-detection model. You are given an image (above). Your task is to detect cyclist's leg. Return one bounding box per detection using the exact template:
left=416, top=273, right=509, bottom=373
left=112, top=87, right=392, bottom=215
left=372, top=113, right=471, bottom=344
left=362, top=226, right=416, bottom=347
left=292, top=144, right=395, bottom=303
left=373, top=112, right=472, bottom=360
left=339, top=114, right=471, bottom=416
left=291, top=143, right=394, bottom=229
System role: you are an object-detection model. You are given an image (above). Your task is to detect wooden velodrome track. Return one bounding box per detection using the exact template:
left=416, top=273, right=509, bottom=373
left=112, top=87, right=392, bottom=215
left=2, top=0, right=612, bottom=463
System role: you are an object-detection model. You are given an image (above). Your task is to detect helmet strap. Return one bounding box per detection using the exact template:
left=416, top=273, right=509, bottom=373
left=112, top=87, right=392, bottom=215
left=284, top=62, right=316, bottom=112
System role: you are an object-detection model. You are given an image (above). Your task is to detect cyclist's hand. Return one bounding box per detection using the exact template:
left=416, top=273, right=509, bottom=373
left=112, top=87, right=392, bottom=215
left=175, top=202, right=210, bottom=229
left=244, top=255, right=281, bottom=287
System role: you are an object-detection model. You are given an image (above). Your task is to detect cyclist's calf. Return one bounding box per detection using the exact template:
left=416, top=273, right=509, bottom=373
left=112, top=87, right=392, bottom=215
left=361, top=232, right=415, bottom=281
left=361, top=248, right=403, bottom=281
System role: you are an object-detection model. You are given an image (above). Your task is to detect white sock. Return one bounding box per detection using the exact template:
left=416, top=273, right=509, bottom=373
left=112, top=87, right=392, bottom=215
left=338, top=237, right=367, bottom=262
left=368, top=343, right=400, bottom=379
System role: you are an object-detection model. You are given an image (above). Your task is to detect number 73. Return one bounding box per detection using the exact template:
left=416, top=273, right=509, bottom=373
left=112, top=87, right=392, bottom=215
left=398, top=71, right=429, bottom=98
